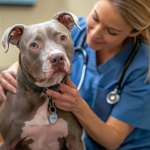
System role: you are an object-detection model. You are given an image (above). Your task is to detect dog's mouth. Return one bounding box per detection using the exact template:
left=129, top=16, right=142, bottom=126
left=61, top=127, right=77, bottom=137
left=34, top=68, right=71, bottom=83
left=34, top=72, right=65, bottom=83
left=34, top=56, right=71, bottom=83
left=35, top=78, right=46, bottom=83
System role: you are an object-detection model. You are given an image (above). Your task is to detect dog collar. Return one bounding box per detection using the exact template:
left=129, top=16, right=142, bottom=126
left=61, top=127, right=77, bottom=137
left=21, top=70, right=66, bottom=94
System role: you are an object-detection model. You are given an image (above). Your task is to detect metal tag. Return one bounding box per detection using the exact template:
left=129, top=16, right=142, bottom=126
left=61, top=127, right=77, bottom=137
left=49, top=113, right=58, bottom=124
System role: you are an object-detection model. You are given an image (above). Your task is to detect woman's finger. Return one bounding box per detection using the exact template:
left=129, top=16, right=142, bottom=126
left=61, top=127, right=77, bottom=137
left=46, top=90, right=67, bottom=100
left=59, top=78, right=77, bottom=94
left=58, top=83, right=73, bottom=94
left=1, top=71, right=17, bottom=88
left=0, top=85, right=7, bottom=100
left=11, top=71, right=18, bottom=80
left=53, top=98, right=71, bottom=111
left=54, top=102, right=70, bottom=111
left=66, top=76, right=77, bottom=89
left=0, top=77, right=16, bottom=94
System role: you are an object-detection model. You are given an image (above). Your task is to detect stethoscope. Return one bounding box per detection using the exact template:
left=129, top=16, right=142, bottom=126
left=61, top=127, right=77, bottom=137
left=74, top=31, right=140, bottom=104
left=74, top=31, right=88, bottom=91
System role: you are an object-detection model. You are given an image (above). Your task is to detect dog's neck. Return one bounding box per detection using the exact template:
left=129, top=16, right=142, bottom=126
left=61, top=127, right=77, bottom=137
left=20, top=69, right=66, bottom=94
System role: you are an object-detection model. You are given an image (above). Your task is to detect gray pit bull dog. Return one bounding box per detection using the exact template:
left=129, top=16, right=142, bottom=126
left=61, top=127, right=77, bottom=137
left=0, top=11, right=85, bottom=150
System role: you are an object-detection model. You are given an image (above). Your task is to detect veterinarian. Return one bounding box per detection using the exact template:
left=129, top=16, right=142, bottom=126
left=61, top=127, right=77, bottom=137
left=1, top=0, right=150, bottom=149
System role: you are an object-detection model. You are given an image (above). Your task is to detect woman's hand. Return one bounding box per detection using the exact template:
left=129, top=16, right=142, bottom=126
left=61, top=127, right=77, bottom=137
left=0, top=62, right=19, bottom=100
left=46, top=76, right=85, bottom=114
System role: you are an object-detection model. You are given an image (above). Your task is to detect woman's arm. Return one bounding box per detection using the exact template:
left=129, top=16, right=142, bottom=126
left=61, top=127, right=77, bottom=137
left=75, top=103, right=135, bottom=149
left=0, top=62, right=19, bottom=100
left=46, top=76, right=135, bottom=149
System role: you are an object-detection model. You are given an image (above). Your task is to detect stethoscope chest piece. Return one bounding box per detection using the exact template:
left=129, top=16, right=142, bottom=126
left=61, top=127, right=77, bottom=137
left=106, top=88, right=120, bottom=104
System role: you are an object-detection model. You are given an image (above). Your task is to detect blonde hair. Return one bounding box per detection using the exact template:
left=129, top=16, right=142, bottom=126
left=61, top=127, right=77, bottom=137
left=106, top=0, right=150, bottom=80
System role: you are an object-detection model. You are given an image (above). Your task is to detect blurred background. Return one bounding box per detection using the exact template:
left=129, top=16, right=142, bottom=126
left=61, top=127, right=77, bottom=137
left=0, top=0, right=96, bottom=142
left=0, top=0, right=96, bottom=70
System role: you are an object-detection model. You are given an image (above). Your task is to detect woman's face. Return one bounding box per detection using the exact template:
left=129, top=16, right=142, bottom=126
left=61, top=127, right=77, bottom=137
left=86, top=0, right=133, bottom=51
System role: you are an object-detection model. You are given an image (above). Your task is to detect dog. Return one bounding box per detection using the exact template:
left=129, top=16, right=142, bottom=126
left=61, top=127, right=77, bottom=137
left=0, top=11, right=85, bottom=150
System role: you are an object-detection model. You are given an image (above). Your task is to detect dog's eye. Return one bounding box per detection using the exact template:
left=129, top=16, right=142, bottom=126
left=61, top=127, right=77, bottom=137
left=30, top=43, right=38, bottom=49
left=60, top=36, right=67, bottom=42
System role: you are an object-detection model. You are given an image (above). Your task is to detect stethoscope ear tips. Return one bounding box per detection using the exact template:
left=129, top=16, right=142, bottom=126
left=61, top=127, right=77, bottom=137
left=106, top=88, right=120, bottom=104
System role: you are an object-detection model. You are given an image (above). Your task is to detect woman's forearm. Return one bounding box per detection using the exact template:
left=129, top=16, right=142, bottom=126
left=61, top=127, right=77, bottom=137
left=74, top=101, right=124, bottom=149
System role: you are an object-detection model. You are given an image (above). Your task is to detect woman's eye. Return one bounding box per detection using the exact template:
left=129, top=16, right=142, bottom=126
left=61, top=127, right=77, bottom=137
left=30, top=43, right=38, bottom=49
left=60, top=36, right=67, bottom=42
left=92, top=15, right=99, bottom=22
left=108, top=30, right=117, bottom=36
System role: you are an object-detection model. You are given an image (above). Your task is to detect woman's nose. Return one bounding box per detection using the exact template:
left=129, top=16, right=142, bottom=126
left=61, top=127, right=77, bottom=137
left=92, top=25, right=103, bottom=39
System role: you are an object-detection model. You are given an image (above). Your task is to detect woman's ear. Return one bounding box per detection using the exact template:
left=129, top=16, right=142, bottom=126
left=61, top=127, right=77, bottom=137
left=129, top=30, right=142, bottom=37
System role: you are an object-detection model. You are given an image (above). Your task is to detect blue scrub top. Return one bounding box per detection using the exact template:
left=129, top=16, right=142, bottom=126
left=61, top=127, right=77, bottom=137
left=70, top=17, right=150, bottom=150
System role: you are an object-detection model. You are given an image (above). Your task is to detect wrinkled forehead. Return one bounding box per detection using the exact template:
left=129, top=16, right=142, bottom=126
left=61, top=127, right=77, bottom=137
left=22, top=20, right=71, bottom=41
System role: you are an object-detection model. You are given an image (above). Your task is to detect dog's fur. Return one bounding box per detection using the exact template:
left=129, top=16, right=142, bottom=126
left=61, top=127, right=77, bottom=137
left=0, top=11, right=85, bottom=150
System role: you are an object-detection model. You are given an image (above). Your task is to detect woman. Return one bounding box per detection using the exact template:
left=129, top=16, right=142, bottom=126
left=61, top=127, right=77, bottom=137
left=1, top=0, right=150, bottom=149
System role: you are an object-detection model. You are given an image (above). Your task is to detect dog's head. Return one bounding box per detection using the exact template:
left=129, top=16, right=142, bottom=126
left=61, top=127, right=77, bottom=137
left=1, top=11, right=81, bottom=87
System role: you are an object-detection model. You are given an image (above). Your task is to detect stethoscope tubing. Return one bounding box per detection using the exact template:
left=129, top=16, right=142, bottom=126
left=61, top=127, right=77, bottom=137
left=116, top=37, right=140, bottom=90
left=74, top=31, right=88, bottom=90
left=77, top=64, right=86, bottom=90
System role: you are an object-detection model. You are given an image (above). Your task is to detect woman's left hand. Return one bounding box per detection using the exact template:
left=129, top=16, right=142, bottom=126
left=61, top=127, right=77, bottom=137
left=46, top=76, right=85, bottom=114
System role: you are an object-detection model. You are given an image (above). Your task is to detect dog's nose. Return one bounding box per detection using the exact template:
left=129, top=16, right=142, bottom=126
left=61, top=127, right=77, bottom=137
left=49, top=53, right=64, bottom=65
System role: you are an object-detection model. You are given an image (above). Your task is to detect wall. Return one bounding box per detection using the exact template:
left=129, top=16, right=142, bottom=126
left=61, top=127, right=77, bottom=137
left=0, top=0, right=63, bottom=69
left=64, top=0, right=96, bottom=17
left=0, top=102, right=2, bottom=142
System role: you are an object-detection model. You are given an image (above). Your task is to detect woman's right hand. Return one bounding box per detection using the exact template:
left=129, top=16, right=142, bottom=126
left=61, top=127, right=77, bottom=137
left=0, top=62, right=19, bottom=100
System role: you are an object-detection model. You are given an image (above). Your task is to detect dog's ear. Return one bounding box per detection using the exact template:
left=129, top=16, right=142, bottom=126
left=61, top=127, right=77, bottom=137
left=53, top=11, right=82, bottom=32
left=1, top=24, right=25, bottom=53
